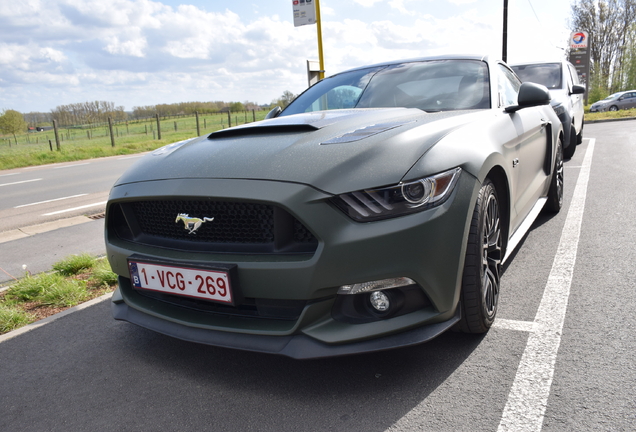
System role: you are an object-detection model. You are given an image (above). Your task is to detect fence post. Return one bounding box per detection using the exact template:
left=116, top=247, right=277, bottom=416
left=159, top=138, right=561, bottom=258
left=49, top=140, right=53, bottom=151
left=156, top=114, right=162, bottom=140
left=53, top=120, right=61, bottom=151
left=227, top=111, right=231, bottom=128
left=195, top=111, right=200, bottom=136
left=252, top=109, right=256, bottom=122
left=174, top=121, right=177, bottom=131
left=204, top=118, right=207, bottom=129
left=108, top=117, right=115, bottom=147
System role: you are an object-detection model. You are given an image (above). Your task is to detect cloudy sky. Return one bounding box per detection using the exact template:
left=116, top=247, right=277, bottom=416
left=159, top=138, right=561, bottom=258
left=0, top=0, right=574, bottom=114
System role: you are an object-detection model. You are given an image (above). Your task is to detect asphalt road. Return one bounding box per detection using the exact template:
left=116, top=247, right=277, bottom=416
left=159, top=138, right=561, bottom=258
left=0, top=154, right=144, bottom=283
left=0, top=121, right=635, bottom=431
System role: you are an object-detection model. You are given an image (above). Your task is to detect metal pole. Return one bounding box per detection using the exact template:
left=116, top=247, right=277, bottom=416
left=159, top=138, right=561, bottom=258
left=502, top=0, right=508, bottom=62
left=315, top=0, right=325, bottom=80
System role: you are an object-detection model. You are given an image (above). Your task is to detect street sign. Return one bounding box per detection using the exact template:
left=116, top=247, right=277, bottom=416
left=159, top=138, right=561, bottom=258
left=568, top=31, right=590, bottom=102
left=293, top=0, right=316, bottom=27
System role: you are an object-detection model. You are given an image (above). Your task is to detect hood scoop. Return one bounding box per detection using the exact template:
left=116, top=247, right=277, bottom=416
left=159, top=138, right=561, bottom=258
left=208, top=123, right=319, bottom=139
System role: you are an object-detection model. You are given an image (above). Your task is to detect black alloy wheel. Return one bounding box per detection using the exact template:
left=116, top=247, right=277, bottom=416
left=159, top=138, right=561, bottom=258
left=458, top=178, right=502, bottom=333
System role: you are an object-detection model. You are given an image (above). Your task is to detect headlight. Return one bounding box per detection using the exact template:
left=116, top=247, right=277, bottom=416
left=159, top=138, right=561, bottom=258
left=332, top=167, right=461, bottom=221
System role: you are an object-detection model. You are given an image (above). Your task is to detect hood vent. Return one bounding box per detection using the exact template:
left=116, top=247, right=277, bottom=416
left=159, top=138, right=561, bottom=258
left=208, top=124, right=319, bottom=140
left=321, top=120, right=414, bottom=145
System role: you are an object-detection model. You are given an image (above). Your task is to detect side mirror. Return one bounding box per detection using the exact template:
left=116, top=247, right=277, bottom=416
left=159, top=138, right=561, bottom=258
left=265, top=106, right=282, bottom=119
left=505, top=82, right=551, bottom=113
left=571, top=84, right=586, bottom=95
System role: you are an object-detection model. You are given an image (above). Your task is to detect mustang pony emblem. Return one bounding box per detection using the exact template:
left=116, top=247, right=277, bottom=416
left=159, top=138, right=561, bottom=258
left=175, top=213, right=214, bottom=234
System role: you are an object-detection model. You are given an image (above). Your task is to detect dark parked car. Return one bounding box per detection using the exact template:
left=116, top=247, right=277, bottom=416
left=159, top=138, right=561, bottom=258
left=511, top=61, right=585, bottom=159
left=589, top=90, right=636, bottom=112
left=106, top=55, right=563, bottom=358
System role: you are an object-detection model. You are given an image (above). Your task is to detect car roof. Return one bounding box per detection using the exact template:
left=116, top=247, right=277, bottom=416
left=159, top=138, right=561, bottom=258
left=327, top=54, right=492, bottom=76
left=510, top=60, right=571, bottom=66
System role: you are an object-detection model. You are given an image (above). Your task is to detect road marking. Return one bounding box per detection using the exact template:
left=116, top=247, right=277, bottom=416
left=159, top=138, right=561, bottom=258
left=0, top=178, right=42, bottom=187
left=14, top=194, right=88, bottom=208
left=42, top=201, right=107, bottom=216
left=497, top=138, right=595, bottom=432
left=0, top=172, right=19, bottom=177
left=493, top=319, right=538, bottom=333
left=117, top=155, right=144, bottom=160
left=52, top=162, right=90, bottom=169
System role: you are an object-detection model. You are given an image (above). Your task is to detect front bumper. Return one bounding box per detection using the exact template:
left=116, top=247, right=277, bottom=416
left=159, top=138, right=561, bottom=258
left=112, top=287, right=461, bottom=359
left=106, top=172, right=478, bottom=357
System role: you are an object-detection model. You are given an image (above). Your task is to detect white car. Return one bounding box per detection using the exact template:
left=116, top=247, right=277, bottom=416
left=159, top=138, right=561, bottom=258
left=512, top=61, right=585, bottom=159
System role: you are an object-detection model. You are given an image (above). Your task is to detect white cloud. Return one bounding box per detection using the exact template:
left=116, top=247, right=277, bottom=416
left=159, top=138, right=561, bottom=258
left=353, top=0, right=384, bottom=7
left=0, top=0, right=571, bottom=113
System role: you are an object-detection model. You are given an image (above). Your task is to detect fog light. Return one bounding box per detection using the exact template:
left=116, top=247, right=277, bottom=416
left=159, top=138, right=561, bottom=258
left=369, top=291, right=390, bottom=312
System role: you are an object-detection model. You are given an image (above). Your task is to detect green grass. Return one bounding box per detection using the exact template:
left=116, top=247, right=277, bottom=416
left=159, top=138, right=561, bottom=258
left=52, top=253, right=96, bottom=276
left=584, top=107, right=636, bottom=121
left=90, top=259, right=119, bottom=287
left=0, top=255, right=118, bottom=334
left=4, top=273, right=88, bottom=307
left=0, top=305, right=32, bottom=333
left=0, top=111, right=268, bottom=170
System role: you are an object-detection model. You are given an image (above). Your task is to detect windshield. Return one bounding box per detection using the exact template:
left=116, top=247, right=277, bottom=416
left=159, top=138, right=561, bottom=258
left=281, top=59, right=490, bottom=116
left=511, top=63, right=562, bottom=89
left=603, top=93, right=622, bottom=101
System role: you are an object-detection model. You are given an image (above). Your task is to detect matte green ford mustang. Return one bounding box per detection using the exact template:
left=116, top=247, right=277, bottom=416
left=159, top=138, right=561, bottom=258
left=106, top=55, right=564, bottom=358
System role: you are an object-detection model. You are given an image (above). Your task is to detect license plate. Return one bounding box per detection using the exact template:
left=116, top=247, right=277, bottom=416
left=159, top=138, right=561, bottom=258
left=128, top=260, right=233, bottom=304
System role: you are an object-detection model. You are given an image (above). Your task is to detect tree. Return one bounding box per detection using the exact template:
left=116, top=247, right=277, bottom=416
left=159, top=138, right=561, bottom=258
left=571, top=0, right=636, bottom=96
left=0, top=110, right=27, bottom=146
left=271, top=90, right=297, bottom=108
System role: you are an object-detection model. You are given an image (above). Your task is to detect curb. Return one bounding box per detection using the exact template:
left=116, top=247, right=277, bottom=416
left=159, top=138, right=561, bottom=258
left=0, top=292, right=112, bottom=343
left=585, top=116, right=636, bottom=124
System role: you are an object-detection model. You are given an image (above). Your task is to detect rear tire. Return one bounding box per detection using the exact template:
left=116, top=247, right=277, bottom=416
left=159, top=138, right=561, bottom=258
left=544, top=138, right=564, bottom=213
left=457, top=179, right=502, bottom=333
left=609, top=105, right=618, bottom=111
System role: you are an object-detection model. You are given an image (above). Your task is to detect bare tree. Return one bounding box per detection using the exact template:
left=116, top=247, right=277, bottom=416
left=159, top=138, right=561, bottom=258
left=571, top=0, right=636, bottom=97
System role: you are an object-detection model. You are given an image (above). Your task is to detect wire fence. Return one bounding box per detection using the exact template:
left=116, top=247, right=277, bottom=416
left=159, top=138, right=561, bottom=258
left=1, top=110, right=265, bottom=150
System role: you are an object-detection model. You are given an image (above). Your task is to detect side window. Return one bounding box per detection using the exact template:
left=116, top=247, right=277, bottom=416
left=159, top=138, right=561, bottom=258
left=567, top=64, right=579, bottom=85
left=497, top=64, right=521, bottom=107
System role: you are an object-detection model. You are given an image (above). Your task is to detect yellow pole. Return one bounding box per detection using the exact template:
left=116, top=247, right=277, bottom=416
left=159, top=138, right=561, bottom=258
left=315, top=0, right=325, bottom=80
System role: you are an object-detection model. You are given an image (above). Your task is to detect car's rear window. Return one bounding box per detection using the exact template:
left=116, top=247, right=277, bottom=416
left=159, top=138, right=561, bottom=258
left=511, top=63, right=562, bottom=89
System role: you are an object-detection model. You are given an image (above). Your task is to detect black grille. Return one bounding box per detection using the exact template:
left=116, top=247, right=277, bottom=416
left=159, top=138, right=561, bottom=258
left=134, top=200, right=275, bottom=244
left=109, top=199, right=318, bottom=254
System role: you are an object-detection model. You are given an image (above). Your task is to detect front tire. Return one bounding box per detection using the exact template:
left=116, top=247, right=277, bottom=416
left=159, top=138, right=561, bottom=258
left=458, top=179, right=502, bottom=333
left=544, top=138, right=564, bottom=213
left=609, top=105, right=618, bottom=111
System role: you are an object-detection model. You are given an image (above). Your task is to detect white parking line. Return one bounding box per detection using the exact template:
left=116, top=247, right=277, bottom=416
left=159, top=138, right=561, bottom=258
left=14, top=194, right=88, bottom=208
left=42, top=201, right=107, bottom=216
left=52, top=162, right=90, bottom=169
left=497, top=139, right=595, bottom=432
left=0, top=178, right=42, bottom=187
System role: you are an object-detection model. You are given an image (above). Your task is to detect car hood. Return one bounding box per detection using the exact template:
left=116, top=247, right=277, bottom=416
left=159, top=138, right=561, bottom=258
left=115, top=108, right=486, bottom=195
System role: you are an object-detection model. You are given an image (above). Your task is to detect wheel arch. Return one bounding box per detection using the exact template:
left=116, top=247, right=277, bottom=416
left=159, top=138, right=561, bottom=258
left=484, top=165, right=510, bottom=259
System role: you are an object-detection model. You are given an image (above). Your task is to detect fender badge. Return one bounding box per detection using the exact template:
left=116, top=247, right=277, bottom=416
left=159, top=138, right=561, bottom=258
left=175, top=213, right=214, bottom=234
